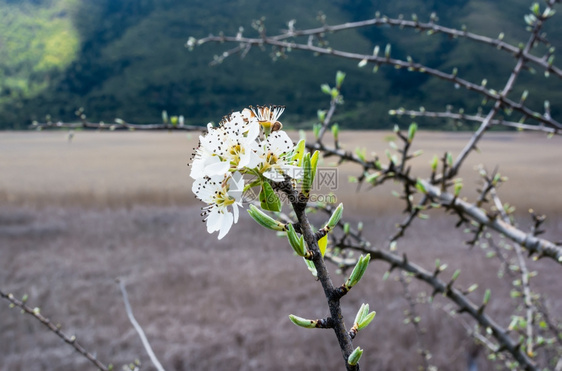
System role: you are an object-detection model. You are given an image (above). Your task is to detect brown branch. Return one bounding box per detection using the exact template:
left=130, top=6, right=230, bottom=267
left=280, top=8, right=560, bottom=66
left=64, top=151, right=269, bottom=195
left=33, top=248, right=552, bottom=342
left=195, top=11, right=562, bottom=78
left=0, top=289, right=110, bottom=371
left=30, top=120, right=205, bottom=131
left=308, top=135, right=562, bottom=265
left=327, top=241, right=537, bottom=370
left=418, top=178, right=562, bottom=264
left=448, top=3, right=557, bottom=178
left=278, top=180, right=358, bottom=370
left=391, top=109, right=561, bottom=135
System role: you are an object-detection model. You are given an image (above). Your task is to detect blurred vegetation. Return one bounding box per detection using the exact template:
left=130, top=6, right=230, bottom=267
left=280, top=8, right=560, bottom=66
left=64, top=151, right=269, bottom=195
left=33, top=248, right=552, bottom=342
left=0, top=0, right=561, bottom=129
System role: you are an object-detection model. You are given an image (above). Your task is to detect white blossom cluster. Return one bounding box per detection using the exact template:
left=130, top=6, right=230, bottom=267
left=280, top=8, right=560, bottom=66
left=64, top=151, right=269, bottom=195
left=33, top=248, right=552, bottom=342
left=190, top=106, right=300, bottom=239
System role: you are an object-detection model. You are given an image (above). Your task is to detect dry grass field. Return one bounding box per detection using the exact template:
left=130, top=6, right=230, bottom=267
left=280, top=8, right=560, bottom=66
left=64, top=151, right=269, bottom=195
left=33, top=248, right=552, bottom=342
left=0, top=130, right=561, bottom=370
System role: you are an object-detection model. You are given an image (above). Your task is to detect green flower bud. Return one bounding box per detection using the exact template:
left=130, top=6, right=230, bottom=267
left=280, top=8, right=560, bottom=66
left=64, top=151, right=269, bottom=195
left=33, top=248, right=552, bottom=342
left=483, top=289, right=491, bottom=305
left=287, top=224, right=307, bottom=257
left=431, top=155, right=439, bottom=171
left=531, top=2, right=540, bottom=16
left=354, top=303, right=376, bottom=331
left=335, top=71, right=346, bottom=88
left=321, top=84, right=331, bottom=95
left=247, top=205, right=286, bottom=231
left=467, top=283, right=478, bottom=293
left=288, top=314, right=317, bottom=329
left=451, top=269, right=461, bottom=282
left=345, top=254, right=371, bottom=289
left=325, top=203, right=344, bottom=230
left=446, top=152, right=453, bottom=167
left=408, top=122, right=417, bottom=143
left=331, top=124, right=339, bottom=141
left=304, top=258, right=318, bottom=277
left=348, top=347, right=363, bottom=366
left=454, top=181, right=463, bottom=197
left=317, top=110, right=327, bottom=122
left=416, top=179, right=427, bottom=194
left=365, top=172, right=381, bottom=183
left=385, top=43, right=391, bottom=58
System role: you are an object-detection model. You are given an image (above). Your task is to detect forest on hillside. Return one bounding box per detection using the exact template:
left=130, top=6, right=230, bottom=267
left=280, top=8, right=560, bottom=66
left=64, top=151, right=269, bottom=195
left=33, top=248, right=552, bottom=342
left=1, top=0, right=561, bottom=129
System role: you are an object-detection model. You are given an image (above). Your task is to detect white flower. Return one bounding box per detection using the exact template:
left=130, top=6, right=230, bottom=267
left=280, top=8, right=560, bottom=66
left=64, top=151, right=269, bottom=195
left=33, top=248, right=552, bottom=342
left=249, top=105, right=285, bottom=134
left=259, top=130, right=302, bottom=181
left=190, top=113, right=261, bottom=179
left=192, top=172, right=244, bottom=239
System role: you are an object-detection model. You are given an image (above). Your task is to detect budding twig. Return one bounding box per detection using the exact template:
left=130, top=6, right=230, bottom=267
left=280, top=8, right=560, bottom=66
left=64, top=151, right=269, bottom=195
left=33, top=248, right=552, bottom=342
left=0, top=289, right=110, bottom=371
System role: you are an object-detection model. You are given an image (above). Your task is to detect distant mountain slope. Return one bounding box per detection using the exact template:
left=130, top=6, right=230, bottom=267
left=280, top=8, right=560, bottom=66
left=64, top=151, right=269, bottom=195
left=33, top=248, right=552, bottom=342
left=0, top=0, right=560, bottom=129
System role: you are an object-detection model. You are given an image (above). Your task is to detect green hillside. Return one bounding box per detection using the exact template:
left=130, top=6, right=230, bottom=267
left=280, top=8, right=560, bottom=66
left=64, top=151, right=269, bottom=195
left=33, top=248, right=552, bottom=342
left=0, top=0, right=560, bottom=129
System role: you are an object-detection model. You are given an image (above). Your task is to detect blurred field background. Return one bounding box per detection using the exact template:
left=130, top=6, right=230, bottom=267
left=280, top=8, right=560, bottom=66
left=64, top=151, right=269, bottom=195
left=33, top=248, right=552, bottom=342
left=1, top=131, right=561, bottom=370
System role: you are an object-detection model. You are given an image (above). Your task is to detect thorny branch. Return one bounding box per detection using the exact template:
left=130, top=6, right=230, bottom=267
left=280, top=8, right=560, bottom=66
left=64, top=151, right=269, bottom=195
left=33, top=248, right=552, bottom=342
left=194, top=4, right=562, bottom=133
left=277, top=180, right=359, bottom=370
left=17, top=1, right=562, bottom=369
left=391, top=108, right=561, bottom=135
left=325, top=219, right=538, bottom=370
left=448, top=2, right=556, bottom=179
left=489, top=183, right=536, bottom=358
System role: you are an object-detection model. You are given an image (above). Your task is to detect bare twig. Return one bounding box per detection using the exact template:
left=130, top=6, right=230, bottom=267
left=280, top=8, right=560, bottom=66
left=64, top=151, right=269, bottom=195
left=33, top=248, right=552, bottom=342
left=449, top=2, right=557, bottom=178
left=118, top=279, right=165, bottom=371
left=0, top=289, right=109, bottom=371
left=194, top=11, right=562, bottom=78
left=490, top=188, right=536, bottom=357
left=30, top=120, right=204, bottom=131
left=391, top=109, right=561, bottom=135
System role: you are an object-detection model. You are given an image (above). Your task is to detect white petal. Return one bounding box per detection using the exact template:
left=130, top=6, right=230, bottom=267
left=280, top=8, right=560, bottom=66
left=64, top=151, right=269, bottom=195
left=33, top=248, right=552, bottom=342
left=263, top=168, right=285, bottom=182
left=217, top=212, right=234, bottom=240
left=245, top=120, right=260, bottom=141
left=206, top=208, right=222, bottom=233
left=237, top=150, right=251, bottom=169
left=205, top=161, right=230, bottom=176
left=266, top=131, right=293, bottom=155
left=245, top=151, right=262, bottom=169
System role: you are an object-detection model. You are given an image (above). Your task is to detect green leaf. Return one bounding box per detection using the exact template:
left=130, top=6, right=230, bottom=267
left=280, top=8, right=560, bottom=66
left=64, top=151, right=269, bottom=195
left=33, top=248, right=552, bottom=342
left=310, top=150, right=319, bottom=185
left=259, top=182, right=281, bottom=212
left=318, top=234, right=327, bottom=257
left=287, top=224, right=306, bottom=257
left=302, top=153, right=312, bottom=195
left=247, top=205, right=286, bottom=231
left=291, top=139, right=306, bottom=166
